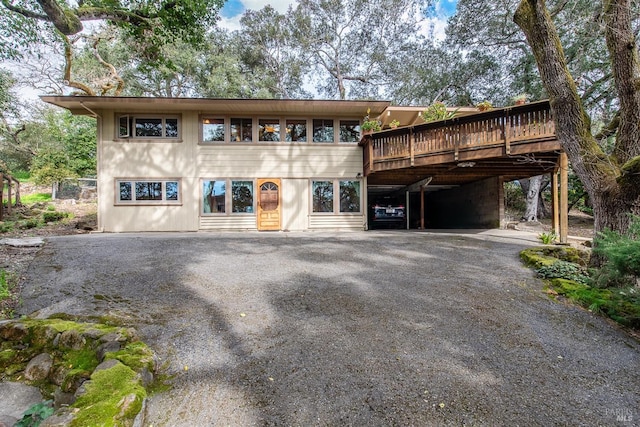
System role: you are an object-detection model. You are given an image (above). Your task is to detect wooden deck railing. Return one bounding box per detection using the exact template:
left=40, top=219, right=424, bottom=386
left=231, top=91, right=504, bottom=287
left=362, top=100, right=556, bottom=174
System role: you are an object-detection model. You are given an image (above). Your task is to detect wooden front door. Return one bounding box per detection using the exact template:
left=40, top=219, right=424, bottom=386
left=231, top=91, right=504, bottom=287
left=257, top=178, right=281, bottom=231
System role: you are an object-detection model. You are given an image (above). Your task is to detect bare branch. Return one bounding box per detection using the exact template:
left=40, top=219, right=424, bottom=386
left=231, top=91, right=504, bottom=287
left=91, top=37, right=125, bottom=95
left=61, top=33, right=95, bottom=95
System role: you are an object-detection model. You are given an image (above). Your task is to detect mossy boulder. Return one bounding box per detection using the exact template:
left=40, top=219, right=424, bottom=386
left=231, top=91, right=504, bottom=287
left=520, top=246, right=589, bottom=269
left=0, top=317, right=157, bottom=426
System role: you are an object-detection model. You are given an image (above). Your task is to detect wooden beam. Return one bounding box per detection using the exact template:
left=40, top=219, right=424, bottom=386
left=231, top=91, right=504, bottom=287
left=401, top=176, right=433, bottom=193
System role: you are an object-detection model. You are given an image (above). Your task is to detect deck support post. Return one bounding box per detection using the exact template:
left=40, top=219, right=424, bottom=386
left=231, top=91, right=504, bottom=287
left=559, top=152, right=569, bottom=243
left=420, top=185, right=425, bottom=230
left=552, top=169, right=560, bottom=236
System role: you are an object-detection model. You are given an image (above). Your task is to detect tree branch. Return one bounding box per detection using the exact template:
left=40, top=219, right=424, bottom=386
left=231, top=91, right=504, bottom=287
left=0, top=116, right=36, bottom=156
left=1, top=0, right=49, bottom=20
left=91, top=37, right=125, bottom=95
left=36, top=0, right=83, bottom=34
left=61, top=33, right=95, bottom=95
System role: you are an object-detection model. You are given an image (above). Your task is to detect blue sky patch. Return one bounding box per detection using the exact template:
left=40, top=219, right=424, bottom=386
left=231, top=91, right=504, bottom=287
left=221, top=0, right=245, bottom=18
left=221, top=0, right=458, bottom=19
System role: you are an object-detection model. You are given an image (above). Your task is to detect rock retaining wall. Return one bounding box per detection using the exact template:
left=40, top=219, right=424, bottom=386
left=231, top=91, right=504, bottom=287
left=0, top=317, right=157, bottom=426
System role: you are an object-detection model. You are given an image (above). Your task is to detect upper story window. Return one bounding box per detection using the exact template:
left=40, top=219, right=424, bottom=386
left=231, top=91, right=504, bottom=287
left=117, top=115, right=180, bottom=140
left=313, top=119, right=334, bottom=143
left=202, top=118, right=225, bottom=142
left=340, top=120, right=360, bottom=143
left=286, top=119, right=307, bottom=142
left=198, top=116, right=360, bottom=144
left=231, top=118, right=253, bottom=142
left=259, top=119, right=281, bottom=142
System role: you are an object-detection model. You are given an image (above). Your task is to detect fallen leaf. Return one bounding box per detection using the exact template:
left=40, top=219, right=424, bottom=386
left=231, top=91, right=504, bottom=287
left=184, top=365, right=189, bottom=371
left=439, top=403, right=445, bottom=408
left=240, top=313, right=246, bottom=317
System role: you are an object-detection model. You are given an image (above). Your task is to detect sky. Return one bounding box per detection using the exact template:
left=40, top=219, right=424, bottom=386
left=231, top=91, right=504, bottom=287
left=219, top=0, right=458, bottom=39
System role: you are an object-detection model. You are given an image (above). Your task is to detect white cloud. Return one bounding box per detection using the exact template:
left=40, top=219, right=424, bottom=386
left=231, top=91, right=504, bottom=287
left=241, top=0, right=297, bottom=13
left=219, top=1, right=298, bottom=31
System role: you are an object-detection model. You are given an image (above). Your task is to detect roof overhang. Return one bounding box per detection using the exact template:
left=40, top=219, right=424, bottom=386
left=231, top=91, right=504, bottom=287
left=39, top=96, right=392, bottom=117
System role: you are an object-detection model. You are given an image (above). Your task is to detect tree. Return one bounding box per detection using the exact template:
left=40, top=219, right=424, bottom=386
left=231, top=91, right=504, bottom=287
left=237, top=6, right=310, bottom=99
left=447, top=0, right=626, bottom=222
left=290, top=0, right=430, bottom=100
left=0, top=0, right=225, bottom=94
left=513, top=0, right=640, bottom=237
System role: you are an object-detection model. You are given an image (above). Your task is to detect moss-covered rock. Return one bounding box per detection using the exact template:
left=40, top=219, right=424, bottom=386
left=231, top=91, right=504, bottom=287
left=0, top=317, right=157, bottom=426
left=520, top=246, right=589, bottom=268
left=70, top=361, right=146, bottom=426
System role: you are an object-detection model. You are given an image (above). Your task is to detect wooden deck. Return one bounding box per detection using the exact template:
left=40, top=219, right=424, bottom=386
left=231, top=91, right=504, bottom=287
left=361, top=100, right=563, bottom=186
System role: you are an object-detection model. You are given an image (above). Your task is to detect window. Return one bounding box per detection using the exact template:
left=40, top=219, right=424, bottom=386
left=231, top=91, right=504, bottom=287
left=312, top=179, right=362, bottom=214
left=202, top=118, right=225, bottom=142
left=232, top=181, right=254, bottom=212
left=231, top=118, right=253, bottom=142
left=286, top=119, right=307, bottom=142
left=203, top=180, right=226, bottom=213
left=312, top=180, right=334, bottom=212
left=340, top=181, right=360, bottom=212
left=116, top=179, right=180, bottom=204
left=340, top=120, right=360, bottom=142
left=313, top=119, right=334, bottom=142
left=202, top=179, right=254, bottom=214
left=117, top=115, right=180, bottom=140
left=259, top=119, right=280, bottom=142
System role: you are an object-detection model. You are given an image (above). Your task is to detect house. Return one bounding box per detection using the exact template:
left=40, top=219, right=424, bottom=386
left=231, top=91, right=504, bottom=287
left=41, top=97, right=391, bottom=232
left=41, top=96, right=568, bottom=237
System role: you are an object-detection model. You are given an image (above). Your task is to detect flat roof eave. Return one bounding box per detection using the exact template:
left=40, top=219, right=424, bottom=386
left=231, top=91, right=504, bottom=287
left=39, top=95, right=392, bottom=117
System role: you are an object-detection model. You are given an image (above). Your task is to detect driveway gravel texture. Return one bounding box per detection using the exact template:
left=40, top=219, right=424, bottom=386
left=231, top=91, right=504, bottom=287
left=18, top=231, right=639, bottom=426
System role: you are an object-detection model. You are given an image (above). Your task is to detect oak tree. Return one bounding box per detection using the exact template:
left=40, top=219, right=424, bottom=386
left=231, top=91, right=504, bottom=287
left=514, top=0, right=640, bottom=235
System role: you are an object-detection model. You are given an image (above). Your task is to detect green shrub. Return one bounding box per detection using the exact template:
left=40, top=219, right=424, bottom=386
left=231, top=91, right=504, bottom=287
left=538, top=231, right=557, bottom=244
left=42, top=211, right=69, bottom=223
left=592, top=215, right=640, bottom=288
left=0, top=223, right=14, bottom=233
left=537, top=260, right=589, bottom=285
left=0, top=270, right=9, bottom=299
left=19, top=218, right=40, bottom=229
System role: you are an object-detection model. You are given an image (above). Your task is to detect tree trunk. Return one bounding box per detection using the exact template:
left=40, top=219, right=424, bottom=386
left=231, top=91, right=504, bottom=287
left=513, top=0, right=640, bottom=241
left=520, top=176, right=542, bottom=221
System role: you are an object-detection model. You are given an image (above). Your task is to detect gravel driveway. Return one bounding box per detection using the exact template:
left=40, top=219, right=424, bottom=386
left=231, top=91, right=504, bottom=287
left=19, top=231, right=639, bottom=426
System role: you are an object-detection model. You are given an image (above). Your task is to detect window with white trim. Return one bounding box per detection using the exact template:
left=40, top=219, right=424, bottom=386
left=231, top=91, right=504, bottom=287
left=202, top=179, right=254, bottom=214
left=311, top=179, right=361, bottom=213
left=116, top=179, right=181, bottom=204
left=117, top=115, right=180, bottom=140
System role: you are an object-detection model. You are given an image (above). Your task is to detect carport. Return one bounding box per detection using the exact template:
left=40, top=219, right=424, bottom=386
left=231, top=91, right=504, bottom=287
left=361, top=101, right=569, bottom=240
